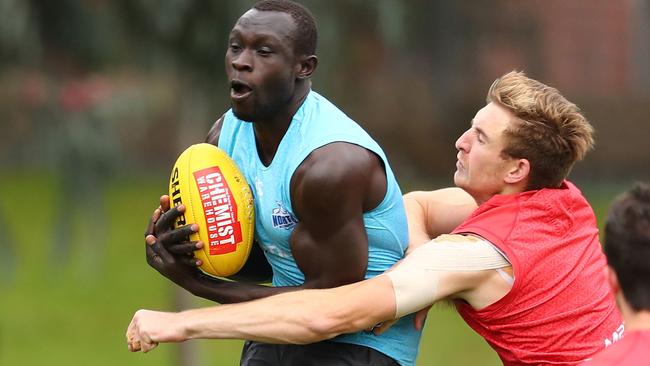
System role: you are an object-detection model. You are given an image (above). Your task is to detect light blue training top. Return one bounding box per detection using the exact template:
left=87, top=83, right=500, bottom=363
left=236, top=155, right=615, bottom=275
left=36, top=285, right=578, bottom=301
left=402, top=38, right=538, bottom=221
left=218, top=91, right=421, bottom=366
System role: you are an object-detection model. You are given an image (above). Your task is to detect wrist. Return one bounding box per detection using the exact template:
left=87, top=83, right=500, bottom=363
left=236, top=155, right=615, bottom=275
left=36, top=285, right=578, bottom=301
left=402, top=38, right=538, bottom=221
left=176, top=310, right=194, bottom=341
left=180, top=307, right=218, bottom=340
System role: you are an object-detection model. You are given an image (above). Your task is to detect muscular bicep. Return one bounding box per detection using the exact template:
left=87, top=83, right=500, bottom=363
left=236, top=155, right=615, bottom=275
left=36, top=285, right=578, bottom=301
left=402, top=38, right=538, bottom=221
left=290, top=143, right=387, bottom=289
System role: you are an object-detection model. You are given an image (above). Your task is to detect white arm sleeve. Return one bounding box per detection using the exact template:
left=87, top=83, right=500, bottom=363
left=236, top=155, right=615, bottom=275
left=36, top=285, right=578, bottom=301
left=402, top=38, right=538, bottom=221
left=385, top=235, right=510, bottom=317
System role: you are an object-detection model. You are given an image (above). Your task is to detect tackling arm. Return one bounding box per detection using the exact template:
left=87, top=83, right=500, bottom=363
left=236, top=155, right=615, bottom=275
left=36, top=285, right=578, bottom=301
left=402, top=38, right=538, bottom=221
left=127, top=235, right=512, bottom=352
left=127, top=275, right=396, bottom=352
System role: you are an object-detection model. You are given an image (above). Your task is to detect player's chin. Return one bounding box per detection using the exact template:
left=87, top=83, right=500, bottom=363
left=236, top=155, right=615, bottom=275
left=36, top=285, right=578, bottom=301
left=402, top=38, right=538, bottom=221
left=231, top=105, right=255, bottom=123
left=453, top=171, right=464, bottom=187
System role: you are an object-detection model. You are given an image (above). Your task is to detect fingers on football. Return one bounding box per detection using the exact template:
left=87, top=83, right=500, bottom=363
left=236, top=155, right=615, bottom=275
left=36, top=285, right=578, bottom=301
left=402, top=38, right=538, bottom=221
left=167, top=241, right=201, bottom=256
left=154, top=240, right=201, bottom=267
left=154, top=204, right=186, bottom=234
left=180, top=255, right=201, bottom=267
left=144, top=207, right=161, bottom=237
left=145, top=237, right=169, bottom=266
left=159, top=224, right=197, bottom=246
left=159, top=195, right=171, bottom=211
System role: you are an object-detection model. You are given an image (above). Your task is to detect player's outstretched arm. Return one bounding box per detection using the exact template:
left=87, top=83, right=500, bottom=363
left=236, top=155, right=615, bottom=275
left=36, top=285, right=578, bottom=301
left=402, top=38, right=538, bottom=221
left=127, top=275, right=396, bottom=353
left=128, top=238, right=506, bottom=352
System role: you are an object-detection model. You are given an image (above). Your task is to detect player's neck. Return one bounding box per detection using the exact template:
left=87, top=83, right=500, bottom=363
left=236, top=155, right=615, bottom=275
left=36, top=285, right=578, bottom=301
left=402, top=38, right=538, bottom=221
left=253, top=82, right=311, bottom=165
left=622, top=310, right=650, bottom=332
left=618, top=297, right=650, bottom=331
left=472, top=183, right=526, bottom=206
left=253, top=120, right=289, bottom=165
left=256, top=79, right=310, bottom=125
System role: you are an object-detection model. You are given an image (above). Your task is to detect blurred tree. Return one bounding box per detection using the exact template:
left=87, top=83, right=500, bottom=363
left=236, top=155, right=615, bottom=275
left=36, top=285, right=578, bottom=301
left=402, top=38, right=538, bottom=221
left=29, top=0, right=120, bottom=72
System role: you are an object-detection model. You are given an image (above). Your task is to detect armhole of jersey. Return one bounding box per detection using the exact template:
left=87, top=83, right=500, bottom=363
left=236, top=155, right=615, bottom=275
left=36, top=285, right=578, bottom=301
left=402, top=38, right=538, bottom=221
left=288, top=137, right=393, bottom=211
left=464, top=235, right=515, bottom=285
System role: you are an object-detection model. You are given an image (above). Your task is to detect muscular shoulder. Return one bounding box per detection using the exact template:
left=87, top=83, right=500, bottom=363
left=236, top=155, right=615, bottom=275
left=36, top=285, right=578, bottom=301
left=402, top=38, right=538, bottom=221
left=291, top=142, right=387, bottom=215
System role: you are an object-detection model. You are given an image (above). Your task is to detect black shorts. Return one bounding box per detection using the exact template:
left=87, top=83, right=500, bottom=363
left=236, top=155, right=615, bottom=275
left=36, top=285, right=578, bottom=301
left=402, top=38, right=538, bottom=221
left=240, top=340, right=400, bottom=366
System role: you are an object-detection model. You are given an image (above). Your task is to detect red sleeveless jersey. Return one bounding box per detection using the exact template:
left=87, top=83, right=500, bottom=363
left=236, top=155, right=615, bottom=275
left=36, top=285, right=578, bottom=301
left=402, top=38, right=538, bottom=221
left=452, top=181, right=622, bottom=365
left=584, top=330, right=650, bottom=365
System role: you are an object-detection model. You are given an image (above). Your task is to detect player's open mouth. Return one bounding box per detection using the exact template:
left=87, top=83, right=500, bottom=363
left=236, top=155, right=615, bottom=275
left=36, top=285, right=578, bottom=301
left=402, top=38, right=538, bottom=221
left=230, top=80, right=253, bottom=101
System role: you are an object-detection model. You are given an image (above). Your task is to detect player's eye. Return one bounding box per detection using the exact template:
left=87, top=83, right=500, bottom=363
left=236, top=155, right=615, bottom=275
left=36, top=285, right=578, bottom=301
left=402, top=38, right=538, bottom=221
left=257, top=47, right=273, bottom=56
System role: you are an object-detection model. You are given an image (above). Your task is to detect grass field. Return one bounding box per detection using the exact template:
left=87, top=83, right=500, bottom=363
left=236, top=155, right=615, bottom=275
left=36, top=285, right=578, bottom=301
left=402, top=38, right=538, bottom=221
left=0, top=172, right=624, bottom=366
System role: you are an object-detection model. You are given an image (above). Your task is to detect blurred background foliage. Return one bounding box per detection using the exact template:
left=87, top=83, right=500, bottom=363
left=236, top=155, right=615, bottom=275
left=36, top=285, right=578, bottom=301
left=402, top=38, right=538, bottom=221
left=0, top=0, right=648, bottom=365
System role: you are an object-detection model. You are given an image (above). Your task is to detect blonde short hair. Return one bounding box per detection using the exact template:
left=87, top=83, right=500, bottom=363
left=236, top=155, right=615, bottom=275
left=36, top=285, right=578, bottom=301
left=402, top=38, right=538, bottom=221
left=487, top=71, right=595, bottom=189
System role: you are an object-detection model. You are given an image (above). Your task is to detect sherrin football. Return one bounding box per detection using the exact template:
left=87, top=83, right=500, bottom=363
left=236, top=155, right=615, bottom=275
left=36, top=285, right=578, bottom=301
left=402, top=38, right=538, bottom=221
left=169, top=143, right=254, bottom=277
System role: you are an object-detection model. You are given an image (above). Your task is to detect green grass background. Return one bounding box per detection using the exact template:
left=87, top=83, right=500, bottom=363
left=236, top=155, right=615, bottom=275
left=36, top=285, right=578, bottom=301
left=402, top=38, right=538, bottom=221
left=0, top=173, right=621, bottom=366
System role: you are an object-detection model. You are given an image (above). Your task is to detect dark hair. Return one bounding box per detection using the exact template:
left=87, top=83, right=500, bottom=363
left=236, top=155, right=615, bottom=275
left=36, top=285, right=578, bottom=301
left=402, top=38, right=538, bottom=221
left=605, top=182, right=650, bottom=311
left=253, top=0, right=317, bottom=56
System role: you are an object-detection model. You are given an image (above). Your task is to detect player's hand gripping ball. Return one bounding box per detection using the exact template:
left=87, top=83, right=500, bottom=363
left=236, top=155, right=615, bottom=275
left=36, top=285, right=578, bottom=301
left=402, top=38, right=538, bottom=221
left=169, top=143, right=254, bottom=277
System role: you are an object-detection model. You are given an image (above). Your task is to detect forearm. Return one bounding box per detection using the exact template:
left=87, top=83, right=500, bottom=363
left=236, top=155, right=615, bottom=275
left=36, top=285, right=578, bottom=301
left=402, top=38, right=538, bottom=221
left=184, top=290, right=340, bottom=344
left=128, top=276, right=397, bottom=352
left=403, top=192, right=432, bottom=250
left=424, top=187, right=476, bottom=235
left=404, top=188, right=477, bottom=253
left=185, top=276, right=395, bottom=344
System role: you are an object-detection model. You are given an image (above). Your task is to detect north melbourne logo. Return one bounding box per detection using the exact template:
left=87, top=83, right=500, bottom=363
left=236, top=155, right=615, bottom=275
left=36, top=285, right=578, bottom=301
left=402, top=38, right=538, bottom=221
left=272, top=202, right=298, bottom=230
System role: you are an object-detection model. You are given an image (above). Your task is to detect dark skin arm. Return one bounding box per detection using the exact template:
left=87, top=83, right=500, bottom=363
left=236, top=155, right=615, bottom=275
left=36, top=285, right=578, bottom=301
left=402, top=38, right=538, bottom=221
left=145, top=119, right=387, bottom=303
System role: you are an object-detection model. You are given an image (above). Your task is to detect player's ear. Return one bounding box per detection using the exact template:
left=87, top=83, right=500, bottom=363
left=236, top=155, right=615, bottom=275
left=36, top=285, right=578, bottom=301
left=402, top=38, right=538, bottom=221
left=296, top=55, right=318, bottom=80
left=504, top=158, right=530, bottom=185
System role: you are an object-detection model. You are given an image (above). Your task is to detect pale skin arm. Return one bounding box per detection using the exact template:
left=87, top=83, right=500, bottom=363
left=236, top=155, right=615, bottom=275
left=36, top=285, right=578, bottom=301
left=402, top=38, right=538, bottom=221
left=127, top=254, right=503, bottom=353
left=378, top=188, right=476, bottom=331
left=403, top=188, right=477, bottom=253
left=127, top=276, right=394, bottom=352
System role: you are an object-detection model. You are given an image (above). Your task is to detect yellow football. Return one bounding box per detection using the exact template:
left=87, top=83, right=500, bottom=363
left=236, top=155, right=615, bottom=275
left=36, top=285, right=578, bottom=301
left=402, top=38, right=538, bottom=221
left=169, top=143, right=254, bottom=277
